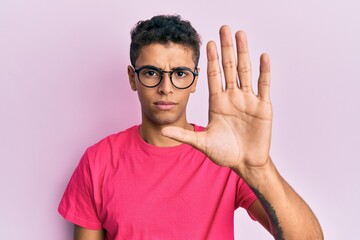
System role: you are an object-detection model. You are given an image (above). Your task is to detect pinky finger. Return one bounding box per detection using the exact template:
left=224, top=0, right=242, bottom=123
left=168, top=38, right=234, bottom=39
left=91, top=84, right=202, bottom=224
left=258, top=53, right=271, bottom=101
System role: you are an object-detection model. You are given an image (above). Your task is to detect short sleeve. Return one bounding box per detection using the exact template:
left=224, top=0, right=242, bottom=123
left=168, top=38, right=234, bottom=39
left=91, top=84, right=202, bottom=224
left=235, top=178, right=257, bottom=220
left=58, top=151, right=103, bottom=230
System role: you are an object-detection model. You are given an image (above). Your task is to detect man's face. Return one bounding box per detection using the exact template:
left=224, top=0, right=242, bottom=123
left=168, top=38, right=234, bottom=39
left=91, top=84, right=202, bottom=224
left=128, top=43, right=198, bottom=127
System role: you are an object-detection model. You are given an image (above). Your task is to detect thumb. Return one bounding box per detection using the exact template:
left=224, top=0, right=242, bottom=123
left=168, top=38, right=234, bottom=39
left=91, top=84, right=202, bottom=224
left=161, top=126, right=205, bottom=150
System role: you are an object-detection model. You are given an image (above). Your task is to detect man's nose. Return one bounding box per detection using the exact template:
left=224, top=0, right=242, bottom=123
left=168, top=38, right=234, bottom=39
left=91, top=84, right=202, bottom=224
left=157, top=72, right=174, bottom=95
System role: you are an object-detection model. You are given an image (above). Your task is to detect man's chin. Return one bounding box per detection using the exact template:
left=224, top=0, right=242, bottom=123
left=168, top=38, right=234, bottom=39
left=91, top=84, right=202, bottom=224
left=155, top=118, right=179, bottom=126
left=148, top=116, right=183, bottom=127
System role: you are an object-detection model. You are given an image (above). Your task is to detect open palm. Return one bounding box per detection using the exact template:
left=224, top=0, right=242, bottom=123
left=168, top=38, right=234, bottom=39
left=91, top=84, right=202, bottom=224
left=163, top=26, right=273, bottom=174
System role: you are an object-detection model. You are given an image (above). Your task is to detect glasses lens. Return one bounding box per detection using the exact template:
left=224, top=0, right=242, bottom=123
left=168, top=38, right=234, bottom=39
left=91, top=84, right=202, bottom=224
left=172, top=69, right=195, bottom=89
left=138, top=68, right=162, bottom=87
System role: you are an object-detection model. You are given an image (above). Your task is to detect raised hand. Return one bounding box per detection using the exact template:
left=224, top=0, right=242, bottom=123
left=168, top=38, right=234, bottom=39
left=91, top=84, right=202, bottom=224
left=162, top=25, right=273, bottom=174
left=162, top=26, right=324, bottom=239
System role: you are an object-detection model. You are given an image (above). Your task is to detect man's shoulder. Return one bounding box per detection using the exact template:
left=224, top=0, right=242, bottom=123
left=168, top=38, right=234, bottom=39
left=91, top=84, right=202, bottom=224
left=87, top=125, right=139, bottom=153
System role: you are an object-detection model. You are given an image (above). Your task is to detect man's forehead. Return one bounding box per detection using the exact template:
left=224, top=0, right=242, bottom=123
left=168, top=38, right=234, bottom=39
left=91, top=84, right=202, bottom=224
left=135, top=42, right=196, bottom=67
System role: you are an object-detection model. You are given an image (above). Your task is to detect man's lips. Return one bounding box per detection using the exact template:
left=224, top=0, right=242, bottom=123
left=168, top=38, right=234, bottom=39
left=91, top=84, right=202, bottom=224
left=154, top=101, right=177, bottom=110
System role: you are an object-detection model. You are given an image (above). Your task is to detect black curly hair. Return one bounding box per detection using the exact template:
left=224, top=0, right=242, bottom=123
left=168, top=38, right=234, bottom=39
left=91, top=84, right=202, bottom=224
left=130, top=15, right=202, bottom=67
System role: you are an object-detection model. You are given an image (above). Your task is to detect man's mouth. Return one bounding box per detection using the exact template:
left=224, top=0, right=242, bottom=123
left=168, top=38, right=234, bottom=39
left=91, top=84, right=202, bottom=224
left=154, top=101, right=177, bottom=110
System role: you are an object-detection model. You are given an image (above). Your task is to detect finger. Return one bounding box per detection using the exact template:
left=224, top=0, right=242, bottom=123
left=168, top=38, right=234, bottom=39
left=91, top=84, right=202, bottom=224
left=235, top=31, right=253, bottom=93
left=207, top=41, right=223, bottom=96
left=258, top=53, right=271, bottom=101
left=161, top=126, right=206, bottom=152
left=220, top=25, right=238, bottom=90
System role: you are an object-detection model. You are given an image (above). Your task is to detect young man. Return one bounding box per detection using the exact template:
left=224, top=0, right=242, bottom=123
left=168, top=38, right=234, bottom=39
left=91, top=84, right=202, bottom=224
left=58, top=15, right=323, bottom=239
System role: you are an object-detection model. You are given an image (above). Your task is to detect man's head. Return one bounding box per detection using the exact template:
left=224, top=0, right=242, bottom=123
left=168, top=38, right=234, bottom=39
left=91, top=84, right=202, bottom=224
left=130, top=15, right=201, bottom=67
left=128, top=15, right=202, bottom=130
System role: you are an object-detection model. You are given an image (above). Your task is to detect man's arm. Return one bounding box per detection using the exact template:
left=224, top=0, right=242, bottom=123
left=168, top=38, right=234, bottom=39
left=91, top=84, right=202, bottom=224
left=242, top=159, right=323, bottom=239
left=248, top=199, right=272, bottom=233
left=74, top=225, right=105, bottom=240
left=162, top=26, right=323, bottom=239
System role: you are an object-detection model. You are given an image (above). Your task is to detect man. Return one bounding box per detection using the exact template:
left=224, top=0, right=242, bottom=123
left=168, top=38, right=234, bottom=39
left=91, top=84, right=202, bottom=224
left=58, top=15, right=323, bottom=239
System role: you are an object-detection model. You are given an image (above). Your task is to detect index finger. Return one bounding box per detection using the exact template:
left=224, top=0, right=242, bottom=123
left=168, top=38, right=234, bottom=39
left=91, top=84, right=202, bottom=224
left=207, top=40, right=223, bottom=96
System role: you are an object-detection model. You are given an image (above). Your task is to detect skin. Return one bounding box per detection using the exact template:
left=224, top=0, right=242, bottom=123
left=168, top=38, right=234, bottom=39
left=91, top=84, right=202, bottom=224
left=74, top=26, right=323, bottom=240
left=162, top=26, right=324, bottom=239
left=74, top=225, right=105, bottom=240
left=128, top=42, right=198, bottom=147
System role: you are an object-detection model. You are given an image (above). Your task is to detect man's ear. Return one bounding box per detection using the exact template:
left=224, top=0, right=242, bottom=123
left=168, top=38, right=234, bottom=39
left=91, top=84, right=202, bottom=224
left=190, top=68, right=200, bottom=93
left=128, top=65, right=137, bottom=91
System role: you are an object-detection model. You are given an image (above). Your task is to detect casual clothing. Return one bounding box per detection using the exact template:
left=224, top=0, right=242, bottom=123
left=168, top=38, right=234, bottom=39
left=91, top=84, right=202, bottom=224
left=58, top=125, right=257, bottom=239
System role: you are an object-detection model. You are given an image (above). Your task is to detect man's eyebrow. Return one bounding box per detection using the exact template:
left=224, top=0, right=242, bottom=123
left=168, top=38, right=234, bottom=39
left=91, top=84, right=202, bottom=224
left=137, top=65, right=195, bottom=70
left=137, top=64, right=159, bottom=69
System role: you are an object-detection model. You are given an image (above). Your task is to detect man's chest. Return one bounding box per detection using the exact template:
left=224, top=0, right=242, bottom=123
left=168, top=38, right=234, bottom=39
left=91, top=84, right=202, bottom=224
left=95, top=157, right=238, bottom=238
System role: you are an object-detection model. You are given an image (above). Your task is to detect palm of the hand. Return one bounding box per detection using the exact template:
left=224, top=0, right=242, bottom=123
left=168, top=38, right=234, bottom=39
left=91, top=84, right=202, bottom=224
left=162, top=26, right=273, bottom=172
left=204, top=89, right=272, bottom=169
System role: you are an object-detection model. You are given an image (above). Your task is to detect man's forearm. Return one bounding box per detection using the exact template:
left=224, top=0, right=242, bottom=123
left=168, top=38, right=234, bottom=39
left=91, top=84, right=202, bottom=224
left=234, top=158, right=323, bottom=240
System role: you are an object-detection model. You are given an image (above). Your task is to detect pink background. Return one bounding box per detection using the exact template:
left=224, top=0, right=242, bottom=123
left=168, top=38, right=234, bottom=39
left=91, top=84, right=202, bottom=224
left=1, top=0, right=359, bottom=239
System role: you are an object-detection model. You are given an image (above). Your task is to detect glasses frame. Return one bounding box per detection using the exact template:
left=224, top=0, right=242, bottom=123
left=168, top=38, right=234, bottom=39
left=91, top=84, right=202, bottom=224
left=133, top=65, right=198, bottom=90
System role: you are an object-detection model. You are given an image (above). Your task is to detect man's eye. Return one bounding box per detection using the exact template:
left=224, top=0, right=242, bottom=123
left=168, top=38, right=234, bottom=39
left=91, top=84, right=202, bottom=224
left=144, top=70, right=158, bottom=77
left=175, top=71, right=188, bottom=77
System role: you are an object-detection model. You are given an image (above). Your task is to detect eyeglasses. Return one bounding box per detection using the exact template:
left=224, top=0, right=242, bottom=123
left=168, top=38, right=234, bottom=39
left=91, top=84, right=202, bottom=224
left=134, top=65, right=198, bottom=89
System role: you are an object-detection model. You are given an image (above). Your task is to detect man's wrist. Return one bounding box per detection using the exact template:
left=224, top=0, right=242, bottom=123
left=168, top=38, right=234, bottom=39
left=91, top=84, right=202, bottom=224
left=231, top=156, right=280, bottom=189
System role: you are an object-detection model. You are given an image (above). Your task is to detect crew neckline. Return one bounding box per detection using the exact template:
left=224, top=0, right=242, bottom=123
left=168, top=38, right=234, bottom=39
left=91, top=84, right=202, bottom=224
left=133, top=124, right=203, bottom=155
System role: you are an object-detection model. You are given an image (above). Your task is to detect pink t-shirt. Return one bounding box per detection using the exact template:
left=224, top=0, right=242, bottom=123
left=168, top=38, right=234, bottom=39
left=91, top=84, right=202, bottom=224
left=58, top=125, right=257, bottom=239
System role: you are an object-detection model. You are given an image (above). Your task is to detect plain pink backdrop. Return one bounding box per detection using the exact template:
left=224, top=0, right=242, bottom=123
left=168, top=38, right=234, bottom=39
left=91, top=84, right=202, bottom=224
left=1, top=0, right=359, bottom=239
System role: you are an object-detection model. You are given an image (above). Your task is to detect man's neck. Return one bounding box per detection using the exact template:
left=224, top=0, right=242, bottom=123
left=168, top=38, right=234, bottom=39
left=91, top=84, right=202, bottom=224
left=139, top=121, right=194, bottom=147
